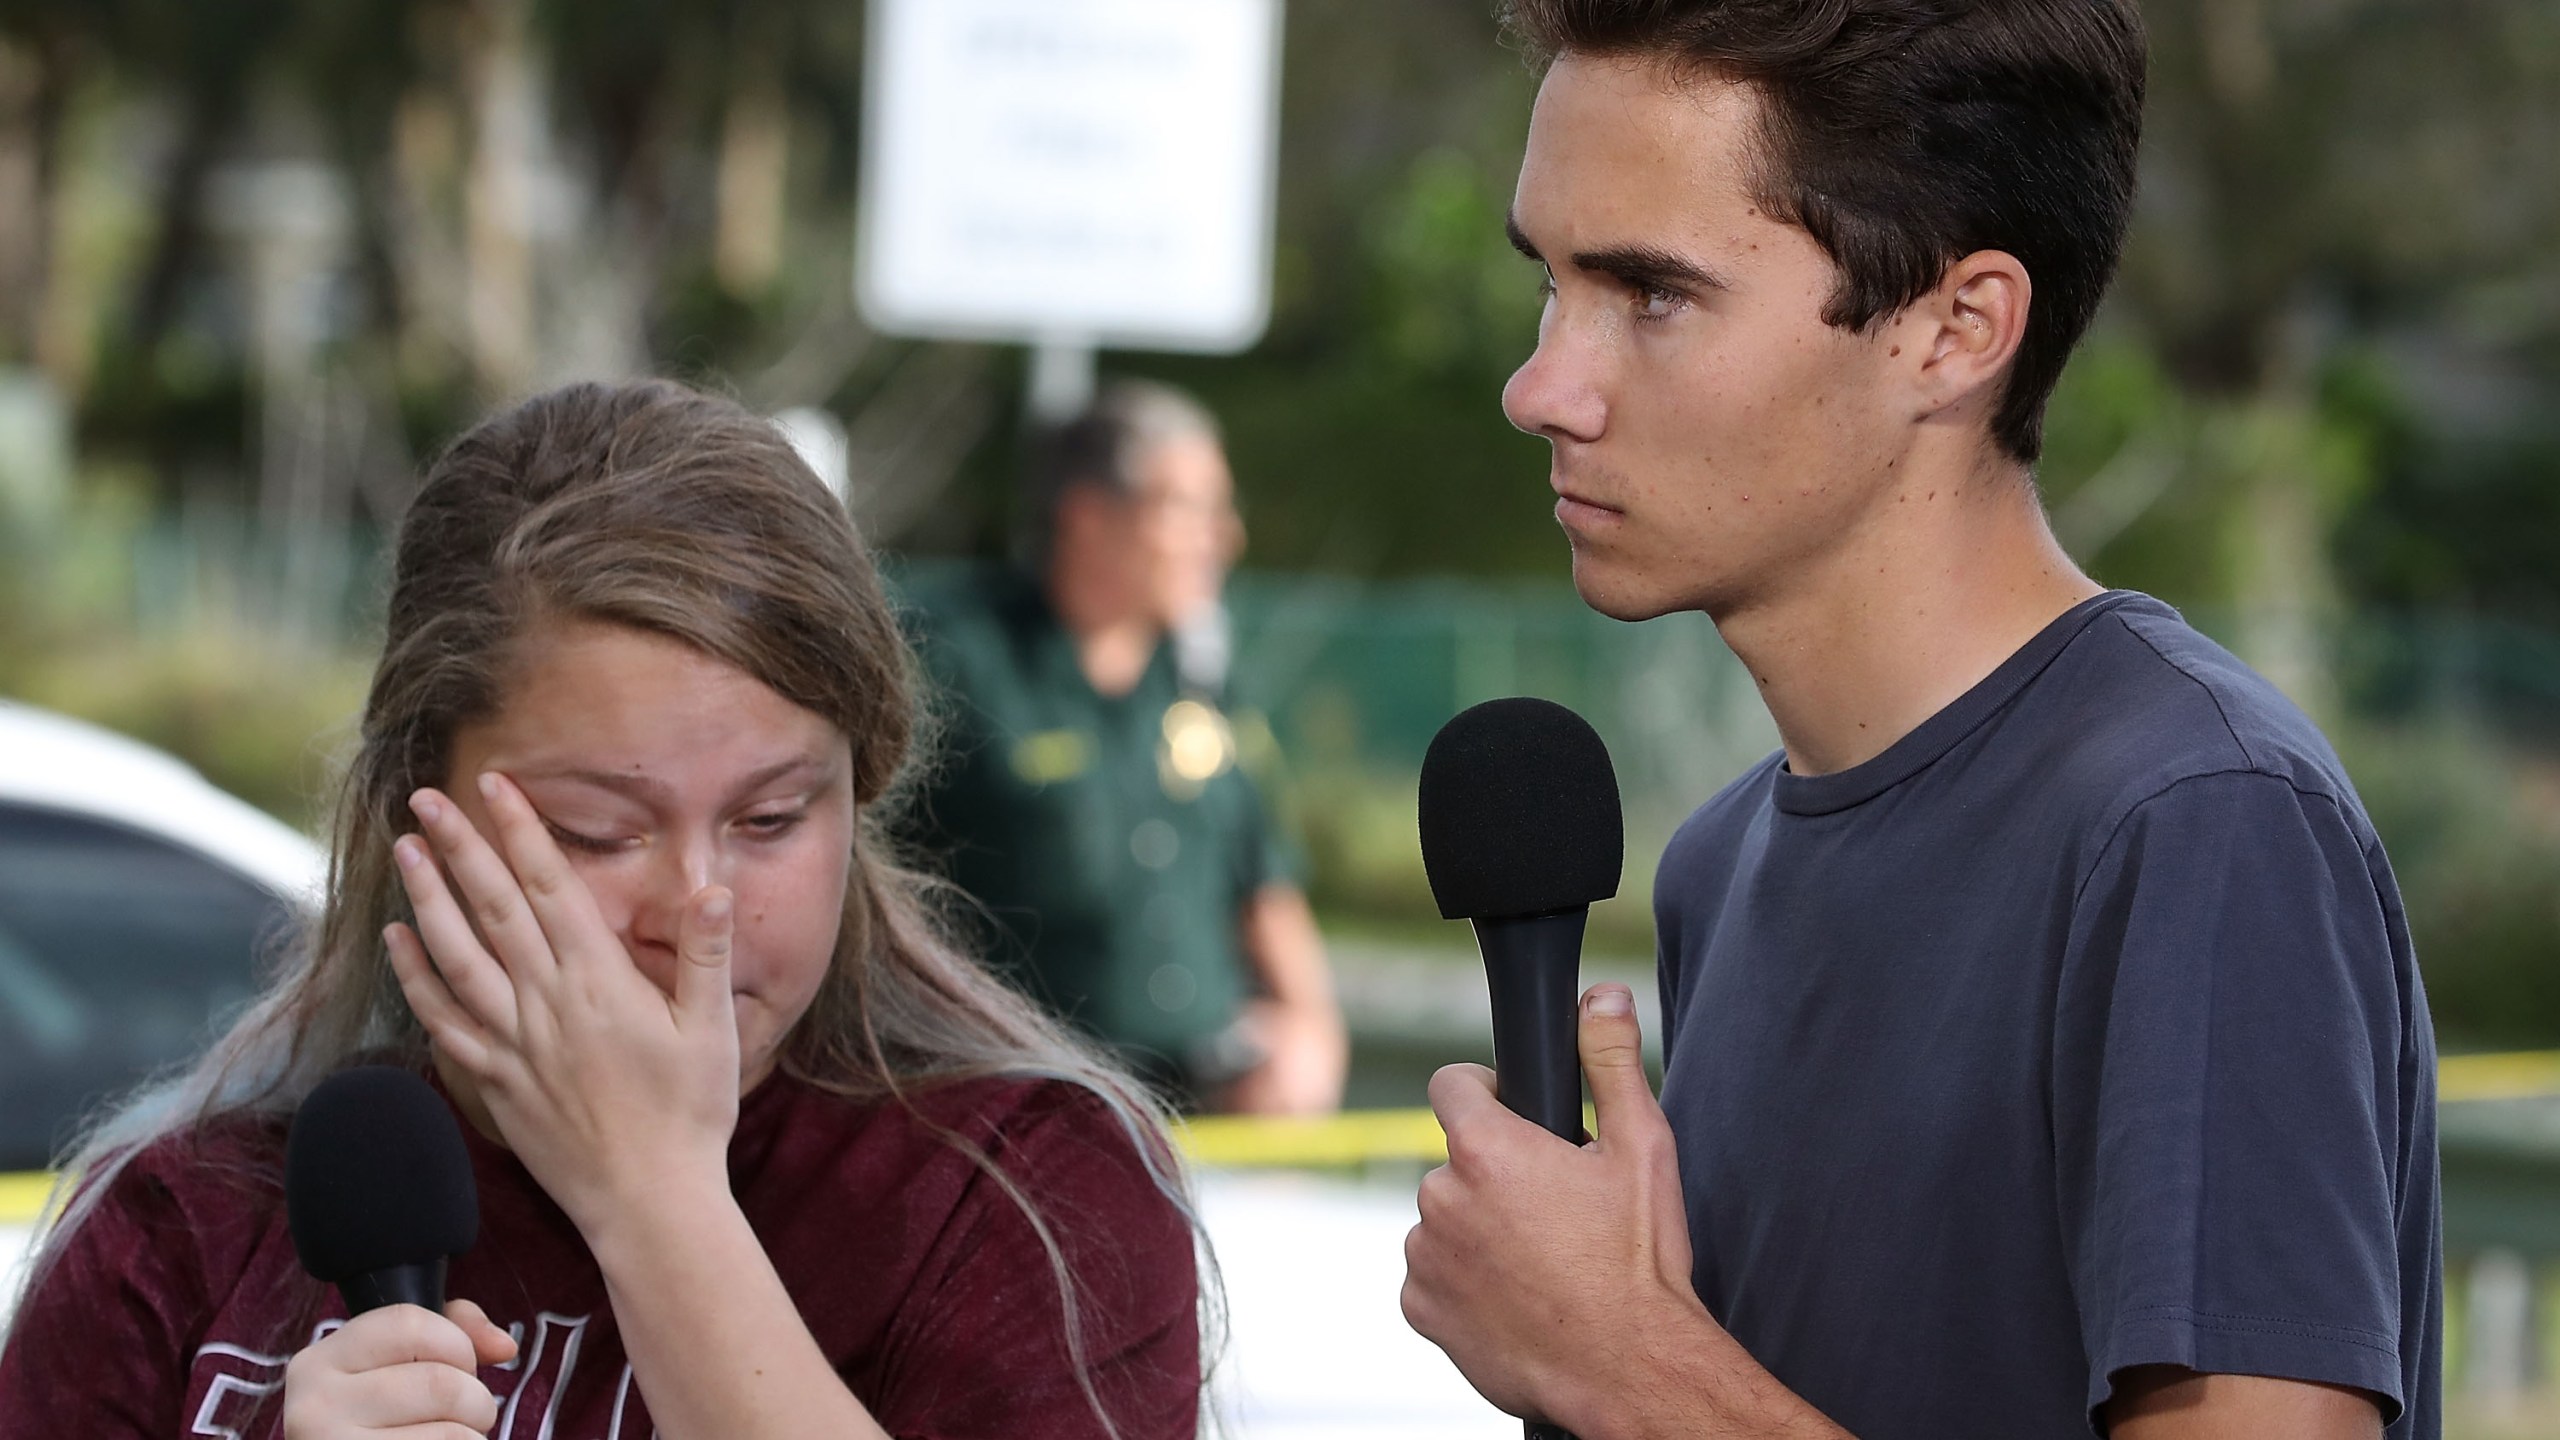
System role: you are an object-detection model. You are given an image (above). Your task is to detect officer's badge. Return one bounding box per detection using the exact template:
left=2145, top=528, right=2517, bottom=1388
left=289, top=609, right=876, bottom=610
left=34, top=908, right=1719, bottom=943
left=1010, top=728, right=1095, bottom=785
left=1158, top=698, right=1237, bottom=800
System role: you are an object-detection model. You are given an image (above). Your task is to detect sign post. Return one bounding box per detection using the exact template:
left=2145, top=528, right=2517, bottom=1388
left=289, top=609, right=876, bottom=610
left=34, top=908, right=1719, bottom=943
left=858, top=0, right=1284, bottom=420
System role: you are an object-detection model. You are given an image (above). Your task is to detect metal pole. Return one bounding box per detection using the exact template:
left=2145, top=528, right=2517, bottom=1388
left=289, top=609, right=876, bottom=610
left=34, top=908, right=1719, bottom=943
left=1028, top=336, right=1099, bottom=423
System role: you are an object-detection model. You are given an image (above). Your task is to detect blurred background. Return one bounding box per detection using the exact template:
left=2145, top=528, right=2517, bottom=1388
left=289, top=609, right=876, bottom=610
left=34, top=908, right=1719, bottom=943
left=0, top=0, right=2556, bottom=1434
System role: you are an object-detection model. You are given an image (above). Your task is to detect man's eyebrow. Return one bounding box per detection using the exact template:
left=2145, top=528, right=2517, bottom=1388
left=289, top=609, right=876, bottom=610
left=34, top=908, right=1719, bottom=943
left=1504, top=210, right=1729, bottom=293
left=1572, top=242, right=1730, bottom=293
left=1505, top=210, right=1542, bottom=261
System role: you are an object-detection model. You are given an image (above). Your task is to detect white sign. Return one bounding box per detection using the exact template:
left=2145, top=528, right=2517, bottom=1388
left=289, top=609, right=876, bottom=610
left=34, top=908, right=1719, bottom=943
left=856, top=0, right=1284, bottom=354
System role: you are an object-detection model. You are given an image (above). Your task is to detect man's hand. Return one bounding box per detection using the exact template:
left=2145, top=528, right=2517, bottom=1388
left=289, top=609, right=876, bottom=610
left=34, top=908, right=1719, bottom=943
left=1401, top=984, right=1846, bottom=1437
left=1224, top=884, right=1347, bottom=1116
left=1219, top=995, right=1348, bottom=1115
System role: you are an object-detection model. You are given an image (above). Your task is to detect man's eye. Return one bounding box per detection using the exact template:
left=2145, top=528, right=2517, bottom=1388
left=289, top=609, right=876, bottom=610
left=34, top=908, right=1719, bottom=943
left=1635, top=284, right=1686, bottom=320
left=742, top=812, right=806, bottom=838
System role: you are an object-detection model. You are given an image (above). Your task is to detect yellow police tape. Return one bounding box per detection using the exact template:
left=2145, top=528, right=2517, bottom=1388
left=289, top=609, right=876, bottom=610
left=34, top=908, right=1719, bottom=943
left=1, top=1051, right=2552, bottom=1227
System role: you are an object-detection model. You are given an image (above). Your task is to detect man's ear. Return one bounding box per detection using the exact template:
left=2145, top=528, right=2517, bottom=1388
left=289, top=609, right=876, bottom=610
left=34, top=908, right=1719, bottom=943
left=1900, top=250, right=2031, bottom=419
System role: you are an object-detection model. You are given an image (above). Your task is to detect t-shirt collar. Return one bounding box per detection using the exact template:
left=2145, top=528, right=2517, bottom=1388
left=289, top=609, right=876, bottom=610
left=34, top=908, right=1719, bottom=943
left=1770, top=590, right=2168, bottom=817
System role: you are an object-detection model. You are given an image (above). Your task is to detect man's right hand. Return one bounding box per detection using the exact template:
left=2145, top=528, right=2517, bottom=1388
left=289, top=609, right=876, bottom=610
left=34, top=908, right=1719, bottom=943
left=283, top=1299, right=518, bottom=1438
left=1401, top=984, right=1850, bottom=1438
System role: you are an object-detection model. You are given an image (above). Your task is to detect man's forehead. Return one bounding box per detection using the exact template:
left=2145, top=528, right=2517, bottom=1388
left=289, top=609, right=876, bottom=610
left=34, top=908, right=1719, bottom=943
left=1515, top=52, right=1763, bottom=235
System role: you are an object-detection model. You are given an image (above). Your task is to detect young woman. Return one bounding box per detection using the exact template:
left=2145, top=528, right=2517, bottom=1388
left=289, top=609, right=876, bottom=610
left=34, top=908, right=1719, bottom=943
left=0, top=380, right=1203, bottom=1438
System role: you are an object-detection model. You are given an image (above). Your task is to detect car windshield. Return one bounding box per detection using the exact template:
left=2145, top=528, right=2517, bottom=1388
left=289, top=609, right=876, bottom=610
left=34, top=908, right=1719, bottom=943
left=0, top=803, right=292, bottom=1170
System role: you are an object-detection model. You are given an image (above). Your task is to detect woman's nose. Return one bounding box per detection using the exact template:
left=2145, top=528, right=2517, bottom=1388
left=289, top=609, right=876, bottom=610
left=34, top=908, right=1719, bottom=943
left=630, top=834, right=721, bottom=949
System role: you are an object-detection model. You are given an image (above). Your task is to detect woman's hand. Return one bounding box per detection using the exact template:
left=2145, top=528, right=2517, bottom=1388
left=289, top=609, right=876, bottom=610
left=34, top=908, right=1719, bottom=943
left=384, top=772, right=741, bottom=1242
left=282, top=1299, right=518, bottom=1439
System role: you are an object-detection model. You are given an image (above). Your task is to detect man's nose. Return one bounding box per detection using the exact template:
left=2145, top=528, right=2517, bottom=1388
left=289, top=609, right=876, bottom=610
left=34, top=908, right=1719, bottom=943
left=1501, top=311, right=1607, bottom=445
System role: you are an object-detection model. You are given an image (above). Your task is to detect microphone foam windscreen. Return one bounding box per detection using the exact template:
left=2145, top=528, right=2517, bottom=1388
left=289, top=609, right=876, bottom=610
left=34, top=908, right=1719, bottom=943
left=1417, top=696, right=1624, bottom=920
left=286, top=1065, right=478, bottom=1285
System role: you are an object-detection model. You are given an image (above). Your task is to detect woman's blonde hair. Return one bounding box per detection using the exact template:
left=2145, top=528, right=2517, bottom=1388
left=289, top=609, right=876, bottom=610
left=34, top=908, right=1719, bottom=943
left=22, top=379, right=1207, bottom=1435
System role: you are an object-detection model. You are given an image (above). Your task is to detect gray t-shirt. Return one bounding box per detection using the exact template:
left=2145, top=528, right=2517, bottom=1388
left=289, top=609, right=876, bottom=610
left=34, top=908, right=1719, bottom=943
left=1654, top=591, right=2440, bottom=1439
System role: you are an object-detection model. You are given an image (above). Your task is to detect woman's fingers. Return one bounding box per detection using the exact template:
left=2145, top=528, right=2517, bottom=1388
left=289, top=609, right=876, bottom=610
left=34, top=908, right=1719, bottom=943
left=391, top=830, right=525, bottom=1042
left=338, top=1360, right=501, bottom=1431
left=406, top=787, right=561, bottom=990
left=676, top=887, right=738, bottom=1039
left=471, top=772, right=621, bottom=983
left=284, top=1304, right=498, bottom=1432
left=445, top=1298, right=521, bottom=1367
left=384, top=922, right=499, bottom=1074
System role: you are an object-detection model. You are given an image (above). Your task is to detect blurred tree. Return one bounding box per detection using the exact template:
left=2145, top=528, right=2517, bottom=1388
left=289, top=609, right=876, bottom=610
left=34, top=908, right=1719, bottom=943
left=2068, top=0, right=2560, bottom=704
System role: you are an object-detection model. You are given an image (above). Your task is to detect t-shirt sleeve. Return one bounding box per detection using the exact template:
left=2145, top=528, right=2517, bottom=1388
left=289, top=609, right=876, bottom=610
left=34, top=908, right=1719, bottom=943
left=2053, top=770, right=2418, bottom=1430
left=1221, top=765, right=1299, bottom=902
left=0, top=1164, right=203, bottom=1433
left=867, top=1086, right=1200, bottom=1440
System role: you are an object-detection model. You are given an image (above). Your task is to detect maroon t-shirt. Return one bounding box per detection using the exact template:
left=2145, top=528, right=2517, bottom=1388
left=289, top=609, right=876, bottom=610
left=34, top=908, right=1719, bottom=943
left=0, top=1073, right=1199, bottom=1438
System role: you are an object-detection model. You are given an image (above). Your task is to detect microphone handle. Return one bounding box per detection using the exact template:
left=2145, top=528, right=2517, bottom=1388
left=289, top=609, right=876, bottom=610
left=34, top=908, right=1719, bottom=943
left=339, top=1258, right=448, bottom=1315
left=1472, top=908, right=1589, bottom=1440
left=1473, top=908, right=1589, bottom=1143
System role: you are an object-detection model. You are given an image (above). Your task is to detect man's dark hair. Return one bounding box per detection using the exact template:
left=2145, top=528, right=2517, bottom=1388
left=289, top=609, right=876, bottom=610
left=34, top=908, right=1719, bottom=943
left=1022, top=379, right=1222, bottom=566
left=1501, top=0, right=2145, bottom=463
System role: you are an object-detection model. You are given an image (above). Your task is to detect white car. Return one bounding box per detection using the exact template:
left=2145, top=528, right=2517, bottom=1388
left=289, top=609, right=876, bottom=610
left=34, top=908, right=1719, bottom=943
left=0, top=700, right=326, bottom=1321
left=0, top=700, right=326, bottom=1173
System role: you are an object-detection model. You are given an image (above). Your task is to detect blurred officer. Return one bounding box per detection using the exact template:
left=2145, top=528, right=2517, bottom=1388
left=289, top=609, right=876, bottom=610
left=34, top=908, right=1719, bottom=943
left=906, top=380, right=1347, bottom=1114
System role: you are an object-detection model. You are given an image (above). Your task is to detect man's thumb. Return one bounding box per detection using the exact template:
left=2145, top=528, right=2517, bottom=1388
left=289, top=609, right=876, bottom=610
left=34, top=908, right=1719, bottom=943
left=1577, top=984, right=1659, bottom=1132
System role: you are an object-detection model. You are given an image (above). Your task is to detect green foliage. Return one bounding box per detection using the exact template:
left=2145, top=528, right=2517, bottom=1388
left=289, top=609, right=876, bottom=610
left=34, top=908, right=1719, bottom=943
left=2340, top=720, right=2560, bottom=1048
left=5, top=630, right=368, bottom=832
left=0, top=466, right=367, bottom=832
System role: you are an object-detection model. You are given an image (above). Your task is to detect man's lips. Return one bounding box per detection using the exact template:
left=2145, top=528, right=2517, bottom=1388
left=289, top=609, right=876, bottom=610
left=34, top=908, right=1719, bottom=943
left=1553, top=486, right=1624, bottom=529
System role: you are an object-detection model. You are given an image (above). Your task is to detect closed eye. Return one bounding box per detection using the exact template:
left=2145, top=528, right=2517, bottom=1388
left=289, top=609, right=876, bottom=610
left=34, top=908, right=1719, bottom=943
left=542, top=820, right=630, bottom=855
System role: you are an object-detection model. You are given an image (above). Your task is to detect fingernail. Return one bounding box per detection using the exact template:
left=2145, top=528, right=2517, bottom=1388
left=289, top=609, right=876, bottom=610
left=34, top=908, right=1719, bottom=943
left=1586, top=985, right=1633, bottom=1017
left=701, top=892, right=733, bottom=925
left=477, top=772, right=502, bottom=801
left=393, top=837, right=423, bottom=869
left=410, top=791, right=441, bottom=824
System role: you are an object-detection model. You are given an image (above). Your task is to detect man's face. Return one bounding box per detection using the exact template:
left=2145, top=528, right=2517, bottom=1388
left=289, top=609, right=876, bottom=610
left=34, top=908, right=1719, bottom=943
left=1068, top=432, right=1243, bottom=630
left=1502, top=54, right=1916, bottom=622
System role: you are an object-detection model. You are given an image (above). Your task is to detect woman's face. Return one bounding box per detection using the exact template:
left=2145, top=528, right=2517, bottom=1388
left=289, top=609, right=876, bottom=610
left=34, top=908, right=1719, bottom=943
left=438, top=619, right=857, bottom=1093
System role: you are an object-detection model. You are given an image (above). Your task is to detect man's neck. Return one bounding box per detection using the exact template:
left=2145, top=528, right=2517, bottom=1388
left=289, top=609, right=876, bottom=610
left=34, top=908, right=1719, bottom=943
left=1712, top=449, right=2103, bottom=778
left=1045, top=565, right=1160, bottom=699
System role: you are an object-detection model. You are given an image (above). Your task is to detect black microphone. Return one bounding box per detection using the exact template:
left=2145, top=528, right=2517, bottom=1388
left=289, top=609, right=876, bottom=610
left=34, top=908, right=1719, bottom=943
left=286, top=1065, right=480, bottom=1315
left=1417, top=696, right=1623, bottom=1440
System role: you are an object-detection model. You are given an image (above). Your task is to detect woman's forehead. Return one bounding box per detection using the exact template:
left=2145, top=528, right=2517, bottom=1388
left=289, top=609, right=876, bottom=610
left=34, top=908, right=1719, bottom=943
left=464, top=621, right=848, bottom=776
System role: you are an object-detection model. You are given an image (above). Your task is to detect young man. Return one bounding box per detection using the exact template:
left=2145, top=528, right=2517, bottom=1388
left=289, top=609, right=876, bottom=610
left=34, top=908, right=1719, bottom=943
left=906, top=381, right=1347, bottom=1115
left=1399, top=5, right=2439, bottom=1439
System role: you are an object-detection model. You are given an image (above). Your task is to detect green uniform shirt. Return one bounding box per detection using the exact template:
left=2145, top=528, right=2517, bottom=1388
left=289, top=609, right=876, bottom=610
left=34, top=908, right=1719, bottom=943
left=902, top=566, right=1292, bottom=1086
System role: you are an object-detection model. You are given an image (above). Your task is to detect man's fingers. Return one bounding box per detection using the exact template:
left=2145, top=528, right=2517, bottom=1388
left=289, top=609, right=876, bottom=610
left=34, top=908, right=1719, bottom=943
left=675, top=886, right=736, bottom=1031
left=1577, top=984, right=1667, bottom=1143
left=1424, top=1062, right=1499, bottom=1124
